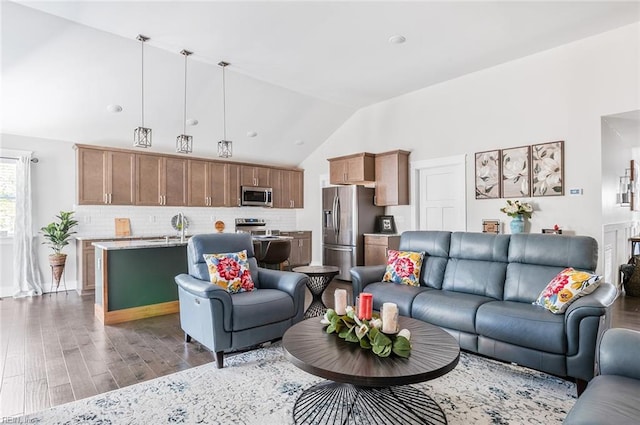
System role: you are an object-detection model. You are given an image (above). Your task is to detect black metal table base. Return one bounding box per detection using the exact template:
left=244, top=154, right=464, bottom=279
left=293, top=381, right=447, bottom=425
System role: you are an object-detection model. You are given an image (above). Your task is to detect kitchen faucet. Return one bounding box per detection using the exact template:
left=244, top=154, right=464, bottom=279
left=178, top=212, right=186, bottom=243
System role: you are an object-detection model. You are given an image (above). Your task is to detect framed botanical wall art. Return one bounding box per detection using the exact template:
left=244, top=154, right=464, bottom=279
left=532, top=140, right=564, bottom=197
left=501, top=146, right=531, bottom=197
left=475, top=150, right=501, bottom=199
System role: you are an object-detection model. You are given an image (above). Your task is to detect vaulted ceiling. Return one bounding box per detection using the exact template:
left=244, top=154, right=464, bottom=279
left=2, top=1, right=639, bottom=165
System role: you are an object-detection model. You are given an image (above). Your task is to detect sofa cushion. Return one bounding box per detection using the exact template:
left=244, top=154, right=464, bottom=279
left=564, top=375, right=640, bottom=425
left=442, top=233, right=509, bottom=299
left=204, top=250, right=255, bottom=294
left=411, top=290, right=494, bottom=334
left=399, top=231, right=450, bottom=289
left=363, top=282, right=430, bottom=317
left=476, top=301, right=566, bottom=354
left=504, top=234, right=598, bottom=303
left=382, top=250, right=424, bottom=286
left=533, top=268, right=602, bottom=314
left=231, top=289, right=294, bottom=331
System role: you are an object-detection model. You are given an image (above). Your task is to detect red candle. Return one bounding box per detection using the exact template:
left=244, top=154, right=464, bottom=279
left=359, top=293, right=373, bottom=320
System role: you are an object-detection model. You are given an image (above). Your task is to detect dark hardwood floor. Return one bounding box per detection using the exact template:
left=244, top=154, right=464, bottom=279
left=0, top=281, right=638, bottom=418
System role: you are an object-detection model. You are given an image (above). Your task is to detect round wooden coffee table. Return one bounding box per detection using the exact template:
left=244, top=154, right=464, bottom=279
left=283, top=316, right=460, bottom=424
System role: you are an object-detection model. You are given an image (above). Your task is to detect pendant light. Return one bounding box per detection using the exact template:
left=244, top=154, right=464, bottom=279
left=217, top=61, right=232, bottom=158
left=133, top=34, right=152, bottom=148
left=176, top=49, right=193, bottom=154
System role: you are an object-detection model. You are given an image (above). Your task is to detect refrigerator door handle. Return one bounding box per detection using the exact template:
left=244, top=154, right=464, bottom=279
left=326, top=246, right=353, bottom=252
left=335, top=196, right=341, bottom=235
left=332, top=195, right=338, bottom=233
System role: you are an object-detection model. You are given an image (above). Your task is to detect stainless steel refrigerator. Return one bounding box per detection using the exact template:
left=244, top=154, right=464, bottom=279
left=322, top=186, right=384, bottom=281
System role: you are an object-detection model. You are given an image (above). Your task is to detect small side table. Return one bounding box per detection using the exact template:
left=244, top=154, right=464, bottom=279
left=292, top=265, right=340, bottom=319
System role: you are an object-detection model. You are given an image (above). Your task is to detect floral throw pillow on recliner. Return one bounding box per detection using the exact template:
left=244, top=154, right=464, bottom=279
left=382, top=249, right=425, bottom=287
left=203, top=250, right=255, bottom=294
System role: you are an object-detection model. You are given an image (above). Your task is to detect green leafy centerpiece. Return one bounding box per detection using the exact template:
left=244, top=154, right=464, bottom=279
left=321, top=307, right=412, bottom=358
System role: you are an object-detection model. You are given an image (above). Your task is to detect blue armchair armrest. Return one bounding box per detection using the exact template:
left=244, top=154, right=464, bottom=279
left=599, top=328, right=640, bottom=380
left=258, top=268, right=307, bottom=321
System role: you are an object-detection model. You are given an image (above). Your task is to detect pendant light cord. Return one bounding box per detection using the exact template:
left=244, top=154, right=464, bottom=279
left=183, top=52, right=188, bottom=135
left=141, top=38, right=145, bottom=127
left=222, top=64, right=226, bottom=140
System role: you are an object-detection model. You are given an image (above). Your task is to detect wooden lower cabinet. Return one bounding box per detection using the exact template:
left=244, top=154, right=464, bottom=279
left=364, top=234, right=400, bottom=266
left=280, top=231, right=311, bottom=267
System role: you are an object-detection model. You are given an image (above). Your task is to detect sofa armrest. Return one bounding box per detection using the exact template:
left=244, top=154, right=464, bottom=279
left=258, top=268, right=308, bottom=321
left=564, top=282, right=618, bottom=355
left=599, top=328, right=640, bottom=380
left=350, top=265, right=386, bottom=300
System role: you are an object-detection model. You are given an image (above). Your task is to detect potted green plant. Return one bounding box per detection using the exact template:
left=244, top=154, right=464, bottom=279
left=40, top=211, right=78, bottom=288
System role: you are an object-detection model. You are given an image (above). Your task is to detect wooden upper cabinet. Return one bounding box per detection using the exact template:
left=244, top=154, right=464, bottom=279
left=271, top=169, right=284, bottom=208
left=77, top=147, right=134, bottom=205
left=187, top=160, right=208, bottom=207
left=328, top=152, right=375, bottom=184
left=136, top=154, right=163, bottom=205
left=163, top=157, right=187, bottom=206
left=225, top=163, right=241, bottom=207
left=241, top=165, right=270, bottom=187
left=77, top=148, right=106, bottom=204
left=209, top=162, right=227, bottom=207
left=374, top=150, right=410, bottom=206
left=135, top=154, right=186, bottom=206
left=107, top=151, right=135, bottom=205
left=272, top=169, right=303, bottom=209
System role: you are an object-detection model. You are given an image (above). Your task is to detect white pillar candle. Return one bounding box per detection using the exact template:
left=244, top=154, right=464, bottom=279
left=382, top=302, right=398, bottom=333
left=334, top=289, right=347, bottom=315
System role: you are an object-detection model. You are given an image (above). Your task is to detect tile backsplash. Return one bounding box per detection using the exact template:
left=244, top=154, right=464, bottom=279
left=74, top=205, right=297, bottom=238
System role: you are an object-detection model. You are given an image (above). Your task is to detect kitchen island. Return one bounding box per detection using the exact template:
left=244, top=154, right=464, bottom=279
left=92, top=239, right=187, bottom=325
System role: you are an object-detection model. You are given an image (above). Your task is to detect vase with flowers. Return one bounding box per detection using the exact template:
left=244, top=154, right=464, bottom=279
left=500, top=200, right=533, bottom=234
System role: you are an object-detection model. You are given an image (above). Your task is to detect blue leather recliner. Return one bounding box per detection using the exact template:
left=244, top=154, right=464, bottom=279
left=175, top=233, right=308, bottom=368
left=564, top=327, right=640, bottom=424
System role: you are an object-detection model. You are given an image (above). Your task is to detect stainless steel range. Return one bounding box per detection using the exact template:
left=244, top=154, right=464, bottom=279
left=234, top=218, right=266, bottom=234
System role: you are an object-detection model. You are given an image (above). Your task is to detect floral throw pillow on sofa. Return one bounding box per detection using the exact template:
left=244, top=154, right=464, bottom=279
left=382, top=250, right=425, bottom=287
left=533, top=267, right=602, bottom=314
left=203, top=250, right=255, bottom=294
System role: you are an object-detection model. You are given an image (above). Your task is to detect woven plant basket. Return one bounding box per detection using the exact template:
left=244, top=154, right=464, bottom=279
left=49, top=253, right=67, bottom=288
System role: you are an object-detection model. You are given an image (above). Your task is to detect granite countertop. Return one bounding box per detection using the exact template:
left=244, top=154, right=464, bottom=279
left=92, top=239, right=188, bottom=250
left=76, top=234, right=189, bottom=241
left=252, top=235, right=293, bottom=241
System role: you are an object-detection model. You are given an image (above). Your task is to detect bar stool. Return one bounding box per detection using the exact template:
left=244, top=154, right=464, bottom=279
left=258, top=239, right=291, bottom=270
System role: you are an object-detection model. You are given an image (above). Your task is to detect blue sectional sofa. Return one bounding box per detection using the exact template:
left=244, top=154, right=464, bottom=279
left=351, top=231, right=618, bottom=388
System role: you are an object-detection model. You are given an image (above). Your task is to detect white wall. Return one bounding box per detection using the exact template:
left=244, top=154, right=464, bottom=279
left=298, top=23, right=640, bottom=273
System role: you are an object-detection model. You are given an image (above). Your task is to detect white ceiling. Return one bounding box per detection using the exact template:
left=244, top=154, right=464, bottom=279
left=2, top=1, right=640, bottom=165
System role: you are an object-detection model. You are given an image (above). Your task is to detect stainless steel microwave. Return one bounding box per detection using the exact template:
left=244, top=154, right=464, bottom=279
left=241, top=186, right=273, bottom=207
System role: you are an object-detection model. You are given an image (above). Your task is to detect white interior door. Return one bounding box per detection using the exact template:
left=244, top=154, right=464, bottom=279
left=412, top=155, right=466, bottom=231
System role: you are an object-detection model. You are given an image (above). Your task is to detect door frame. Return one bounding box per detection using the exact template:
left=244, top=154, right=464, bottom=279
left=410, top=154, right=467, bottom=230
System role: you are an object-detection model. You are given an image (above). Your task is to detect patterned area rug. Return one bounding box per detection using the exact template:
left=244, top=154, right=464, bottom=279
left=23, top=342, right=576, bottom=424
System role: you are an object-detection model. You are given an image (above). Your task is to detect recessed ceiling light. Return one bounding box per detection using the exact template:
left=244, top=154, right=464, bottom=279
left=294, top=139, right=304, bottom=146
left=106, top=104, right=122, bottom=113
left=388, top=35, right=406, bottom=45
left=247, top=131, right=258, bottom=138
left=186, top=118, right=198, bottom=126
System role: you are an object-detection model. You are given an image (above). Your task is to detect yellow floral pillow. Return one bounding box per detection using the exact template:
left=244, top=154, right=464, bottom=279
left=533, top=268, right=602, bottom=314
left=382, top=250, right=425, bottom=287
left=203, top=250, right=255, bottom=294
